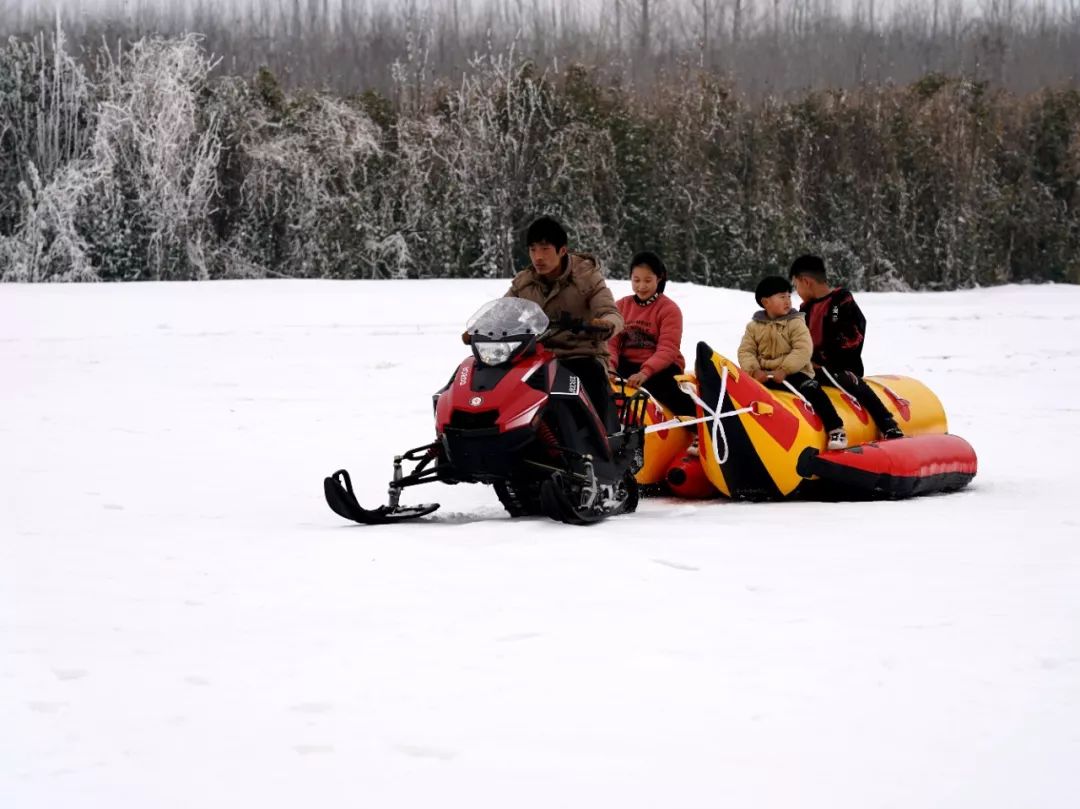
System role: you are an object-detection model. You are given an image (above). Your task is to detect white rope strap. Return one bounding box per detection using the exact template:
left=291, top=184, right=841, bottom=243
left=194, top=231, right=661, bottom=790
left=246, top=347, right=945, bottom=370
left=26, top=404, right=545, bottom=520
left=643, top=366, right=753, bottom=466
left=781, top=377, right=811, bottom=406
left=819, top=367, right=864, bottom=412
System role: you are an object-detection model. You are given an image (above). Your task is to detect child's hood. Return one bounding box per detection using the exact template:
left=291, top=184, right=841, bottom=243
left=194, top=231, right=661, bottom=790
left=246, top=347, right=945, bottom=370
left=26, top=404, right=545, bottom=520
left=752, top=309, right=804, bottom=323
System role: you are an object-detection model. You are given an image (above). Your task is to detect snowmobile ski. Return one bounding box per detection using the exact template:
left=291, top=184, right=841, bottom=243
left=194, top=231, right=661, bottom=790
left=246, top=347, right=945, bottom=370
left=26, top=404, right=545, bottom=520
left=324, top=469, right=440, bottom=525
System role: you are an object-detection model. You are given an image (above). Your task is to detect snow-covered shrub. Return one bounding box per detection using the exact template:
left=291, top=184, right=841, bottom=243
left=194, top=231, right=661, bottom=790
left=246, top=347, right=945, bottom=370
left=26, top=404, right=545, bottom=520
left=86, top=35, right=222, bottom=280
left=0, top=22, right=97, bottom=280
left=1, top=31, right=222, bottom=281
left=386, top=53, right=625, bottom=279
left=0, top=22, right=93, bottom=227
left=218, top=73, right=384, bottom=278
left=645, top=73, right=754, bottom=287
left=0, top=161, right=99, bottom=281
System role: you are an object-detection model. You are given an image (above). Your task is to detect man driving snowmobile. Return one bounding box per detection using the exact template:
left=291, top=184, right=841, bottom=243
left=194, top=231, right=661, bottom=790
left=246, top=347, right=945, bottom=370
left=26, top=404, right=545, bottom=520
left=484, top=216, right=624, bottom=428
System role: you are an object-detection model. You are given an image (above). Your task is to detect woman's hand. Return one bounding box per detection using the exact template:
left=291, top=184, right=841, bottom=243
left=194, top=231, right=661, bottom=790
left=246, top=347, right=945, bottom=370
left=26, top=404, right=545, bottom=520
left=627, top=372, right=648, bottom=387
left=770, top=369, right=788, bottom=383
left=752, top=369, right=769, bottom=383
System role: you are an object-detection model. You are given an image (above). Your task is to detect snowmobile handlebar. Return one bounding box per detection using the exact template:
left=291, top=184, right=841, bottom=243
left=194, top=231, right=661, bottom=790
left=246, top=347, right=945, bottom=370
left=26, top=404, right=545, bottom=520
left=544, top=313, right=613, bottom=339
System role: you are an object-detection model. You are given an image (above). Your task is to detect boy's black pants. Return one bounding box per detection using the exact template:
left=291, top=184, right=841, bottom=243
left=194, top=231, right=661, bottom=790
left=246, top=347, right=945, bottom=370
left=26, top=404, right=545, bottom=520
left=614, top=358, right=697, bottom=416
left=817, top=368, right=899, bottom=430
left=767, top=372, right=844, bottom=432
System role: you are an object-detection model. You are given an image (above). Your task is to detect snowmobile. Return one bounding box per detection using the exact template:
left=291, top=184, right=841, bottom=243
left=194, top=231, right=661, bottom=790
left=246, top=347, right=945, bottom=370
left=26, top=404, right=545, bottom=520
left=324, top=298, right=648, bottom=526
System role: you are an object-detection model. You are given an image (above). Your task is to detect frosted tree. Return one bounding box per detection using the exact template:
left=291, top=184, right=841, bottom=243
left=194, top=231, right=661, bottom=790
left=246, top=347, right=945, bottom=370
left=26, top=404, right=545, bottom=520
left=0, top=20, right=95, bottom=280
left=0, top=19, right=91, bottom=202
left=0, top=161, right=100, bottom=281
left=389, top=50, right=624, bottom=279
left=646, top=74, right=749, bottom=286
left=87, top=35, right=223, bottom=280
left=219, top=73, right=384, bottom=278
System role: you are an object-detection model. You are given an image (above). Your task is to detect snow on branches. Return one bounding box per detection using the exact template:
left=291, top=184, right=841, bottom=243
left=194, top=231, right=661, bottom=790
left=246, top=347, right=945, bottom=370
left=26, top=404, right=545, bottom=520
left=0, top=29, right=221, bottom=281
left=1, top=24, right=1078, bottom=287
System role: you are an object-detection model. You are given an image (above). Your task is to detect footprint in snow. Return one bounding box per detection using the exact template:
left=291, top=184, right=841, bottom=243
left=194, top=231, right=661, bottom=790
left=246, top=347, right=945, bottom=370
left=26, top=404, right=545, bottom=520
left=496, top=632, right=543, bottom=643
left=394, top=744, right=457, bottom=761
left=294, top=745, right=335, bottom=755
left=52, top=669, right=87, bottom=681
left=652, top=558, right=700, bottom=572
left=27, top=701, right=68, bottom=713
left=290, top=702, right=334, bottom=714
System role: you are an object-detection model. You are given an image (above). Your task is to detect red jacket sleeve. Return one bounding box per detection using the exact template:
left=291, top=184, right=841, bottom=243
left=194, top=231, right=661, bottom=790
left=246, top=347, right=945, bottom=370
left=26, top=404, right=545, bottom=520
left=641, top=300, right=684, bottom=377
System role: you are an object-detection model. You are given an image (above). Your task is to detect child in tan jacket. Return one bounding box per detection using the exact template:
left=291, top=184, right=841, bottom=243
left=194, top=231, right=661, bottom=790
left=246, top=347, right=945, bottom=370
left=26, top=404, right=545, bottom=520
left=737, top=276, right=848, bottom=450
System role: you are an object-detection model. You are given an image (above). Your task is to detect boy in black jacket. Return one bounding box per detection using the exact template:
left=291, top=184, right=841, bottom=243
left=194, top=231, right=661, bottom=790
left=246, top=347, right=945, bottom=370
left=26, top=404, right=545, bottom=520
left=788, top=255, right=904, bottom=440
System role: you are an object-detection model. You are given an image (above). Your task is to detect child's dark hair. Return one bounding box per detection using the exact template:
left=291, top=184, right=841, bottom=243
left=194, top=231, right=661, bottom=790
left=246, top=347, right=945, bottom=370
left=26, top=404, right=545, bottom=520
left=755, top=275, right=792, bottom=306
left=630, top=251, right=668, bottom=293
left=788, top=254, right=827, bottom=282
left=526, top=216, right=568, bottom=250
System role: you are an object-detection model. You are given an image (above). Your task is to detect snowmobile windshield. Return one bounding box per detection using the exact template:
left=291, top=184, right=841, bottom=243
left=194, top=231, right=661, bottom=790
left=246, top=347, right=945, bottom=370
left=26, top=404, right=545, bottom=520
left=466, top=299, right=549, bottom=367
left=466, top=298, right=550, bottom=338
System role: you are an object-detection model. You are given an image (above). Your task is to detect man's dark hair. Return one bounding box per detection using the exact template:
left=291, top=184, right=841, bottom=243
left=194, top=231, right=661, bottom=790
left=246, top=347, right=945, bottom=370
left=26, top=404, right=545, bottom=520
left=526, top=216, right=568, bottom=250
left=630, top=251, right=668, bottom=294
left=788, top=254, right=827, bottom=282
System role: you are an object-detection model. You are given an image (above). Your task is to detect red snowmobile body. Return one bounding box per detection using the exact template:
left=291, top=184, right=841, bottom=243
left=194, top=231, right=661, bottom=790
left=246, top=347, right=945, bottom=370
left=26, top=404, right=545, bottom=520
left=325, top=299, right=646, bottom=525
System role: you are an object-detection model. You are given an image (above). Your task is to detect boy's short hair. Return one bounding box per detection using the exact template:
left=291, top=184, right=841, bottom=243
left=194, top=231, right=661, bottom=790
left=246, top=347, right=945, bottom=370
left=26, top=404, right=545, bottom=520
left=755, top=275, right=792, bottom=306
left=630, top=251, right=668, bottom=293
left=788, top=254, right=827, bottom=282
left=526, top=216, right=568, bottom=250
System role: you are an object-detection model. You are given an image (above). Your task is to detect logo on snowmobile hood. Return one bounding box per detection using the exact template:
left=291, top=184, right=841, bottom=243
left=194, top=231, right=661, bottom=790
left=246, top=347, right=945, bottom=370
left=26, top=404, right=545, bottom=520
left=458, top=365, right=470, bottom=387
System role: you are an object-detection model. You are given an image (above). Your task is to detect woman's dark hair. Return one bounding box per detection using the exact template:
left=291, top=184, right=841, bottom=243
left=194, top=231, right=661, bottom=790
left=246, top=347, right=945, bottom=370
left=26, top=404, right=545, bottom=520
left=630, top=251, right=668, bottom=293
left=526, top=216, right=568, bottom=250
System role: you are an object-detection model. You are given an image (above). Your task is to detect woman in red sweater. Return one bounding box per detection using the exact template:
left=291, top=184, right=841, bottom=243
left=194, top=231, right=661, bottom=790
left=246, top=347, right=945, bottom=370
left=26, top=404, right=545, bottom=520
left=607, top=252, right=697, bottom=416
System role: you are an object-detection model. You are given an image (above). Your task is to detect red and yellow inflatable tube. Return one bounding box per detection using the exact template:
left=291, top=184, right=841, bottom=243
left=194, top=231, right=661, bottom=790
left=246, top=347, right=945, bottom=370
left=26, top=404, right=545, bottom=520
left=691, top=341, right=955, bottom=500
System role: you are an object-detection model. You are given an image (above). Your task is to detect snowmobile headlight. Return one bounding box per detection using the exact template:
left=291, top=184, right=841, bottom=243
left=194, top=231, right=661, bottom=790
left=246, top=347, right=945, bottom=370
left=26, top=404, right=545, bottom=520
left=474, top=340, right=517, bottom=366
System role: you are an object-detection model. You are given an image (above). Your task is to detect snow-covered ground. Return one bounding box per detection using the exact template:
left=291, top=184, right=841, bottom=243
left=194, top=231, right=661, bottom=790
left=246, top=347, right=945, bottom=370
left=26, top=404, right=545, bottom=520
left=3, top=279, right=1079, bottom=808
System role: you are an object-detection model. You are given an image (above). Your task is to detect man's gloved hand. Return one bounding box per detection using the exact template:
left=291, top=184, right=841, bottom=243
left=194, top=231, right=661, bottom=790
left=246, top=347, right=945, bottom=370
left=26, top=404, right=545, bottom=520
left=589, top=318, right=615, bottom=339
left=461, top=330, right=472, bottom=345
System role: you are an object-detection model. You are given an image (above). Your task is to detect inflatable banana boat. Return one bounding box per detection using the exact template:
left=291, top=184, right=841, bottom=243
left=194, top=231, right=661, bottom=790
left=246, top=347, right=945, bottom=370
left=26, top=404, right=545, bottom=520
left=616, top=342, right=977, bottom=501
left=690, top=342, right=977, bottom=500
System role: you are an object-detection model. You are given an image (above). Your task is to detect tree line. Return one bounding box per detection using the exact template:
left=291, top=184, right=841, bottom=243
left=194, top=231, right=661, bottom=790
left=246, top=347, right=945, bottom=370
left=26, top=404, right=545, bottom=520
left=1, top=22, right=1078, bottom=287
left=6, top=0, right=1080, bottom=97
